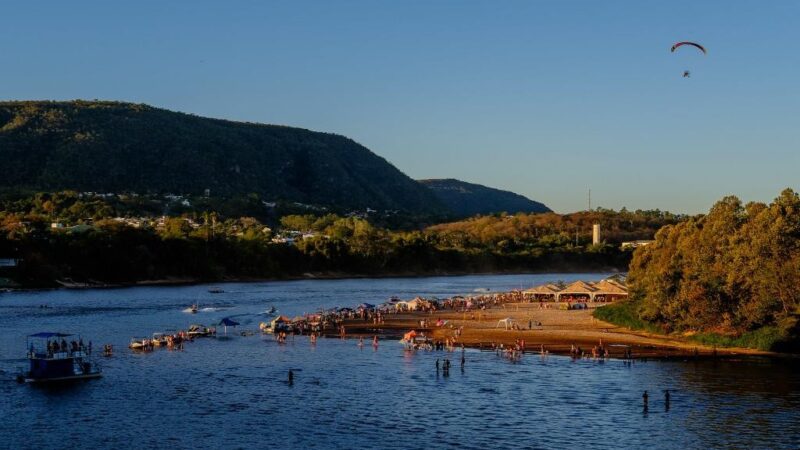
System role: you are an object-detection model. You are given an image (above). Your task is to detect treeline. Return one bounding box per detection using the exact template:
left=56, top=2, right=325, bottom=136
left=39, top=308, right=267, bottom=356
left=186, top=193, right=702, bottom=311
left=624, top=189, right=800, bottom=351
left=0, top=190, right=445, bottom=230
left=0, top=208, right=658, bottom=287
left=427, top=208, right=681, bottom=247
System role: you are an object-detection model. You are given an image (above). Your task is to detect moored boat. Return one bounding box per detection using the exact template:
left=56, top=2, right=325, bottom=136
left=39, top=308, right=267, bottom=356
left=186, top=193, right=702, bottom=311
left=18, top=332, right=102, bottom=383
left=151, top=333, right=169, bottom=347
left=129, top=337, right=153, bottom=351
left=187, top=324, right=216, bottom=337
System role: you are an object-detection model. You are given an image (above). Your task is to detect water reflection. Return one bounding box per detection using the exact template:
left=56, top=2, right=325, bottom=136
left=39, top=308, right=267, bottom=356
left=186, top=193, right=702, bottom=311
left=0, top=274, right=798, bottom=449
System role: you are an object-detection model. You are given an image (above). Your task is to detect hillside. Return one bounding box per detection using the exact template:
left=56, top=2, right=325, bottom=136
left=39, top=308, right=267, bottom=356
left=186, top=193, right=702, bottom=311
left=418, top=178, right=551, bottom=217
left=0, top=101, right=443, bottom=213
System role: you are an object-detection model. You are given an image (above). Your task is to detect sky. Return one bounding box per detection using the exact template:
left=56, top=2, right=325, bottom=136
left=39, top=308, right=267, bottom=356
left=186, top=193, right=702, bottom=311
left=1, top=1, right=798, bottom=214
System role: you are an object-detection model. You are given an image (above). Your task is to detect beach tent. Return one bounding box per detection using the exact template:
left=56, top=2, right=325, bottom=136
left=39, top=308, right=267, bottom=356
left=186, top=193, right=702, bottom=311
left=218, top=317, right=240, bottom=336
left=406, top=298, right=431, bottom=311
left=557, top=280, right=598, bottom=301
left=496, top=318, right=514, bottom=330
left=591, top=279, right=629, bottom=302
left=524, top=284, right=560, bottom=300
left=218, top=317, right=240, bottom=327
left=593, top=279, right=628, bottom=294
left=394, top=301, right=411, bottom=311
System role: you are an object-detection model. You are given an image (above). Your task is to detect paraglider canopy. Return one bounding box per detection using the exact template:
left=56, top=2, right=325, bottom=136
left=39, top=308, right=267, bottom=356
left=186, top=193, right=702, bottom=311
left=671, top=41, right=706, bottom=54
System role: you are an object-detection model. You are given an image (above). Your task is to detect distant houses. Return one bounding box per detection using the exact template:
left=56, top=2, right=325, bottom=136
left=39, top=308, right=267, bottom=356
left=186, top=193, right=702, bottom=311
left=620, top=240, right=654, bottom=250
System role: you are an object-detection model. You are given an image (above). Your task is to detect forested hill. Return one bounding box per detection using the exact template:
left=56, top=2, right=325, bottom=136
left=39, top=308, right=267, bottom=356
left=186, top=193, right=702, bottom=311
left=418, top=178, right=551, bottom=217
left=0, top=101, right=443, bottom=213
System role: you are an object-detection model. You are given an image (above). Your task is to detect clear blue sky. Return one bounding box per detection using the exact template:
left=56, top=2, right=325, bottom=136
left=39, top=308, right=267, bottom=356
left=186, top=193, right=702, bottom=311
left=2, top=1, right=798, bottom=213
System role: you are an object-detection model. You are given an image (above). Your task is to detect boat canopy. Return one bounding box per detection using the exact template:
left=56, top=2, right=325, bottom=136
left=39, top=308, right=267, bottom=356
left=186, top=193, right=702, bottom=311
left=28, top=332, right=72, bottom=338
left=218, top=317, right=240, bottom=327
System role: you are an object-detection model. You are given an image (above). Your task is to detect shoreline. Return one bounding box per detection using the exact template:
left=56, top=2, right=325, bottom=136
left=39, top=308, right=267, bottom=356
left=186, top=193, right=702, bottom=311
left=339, top=304, right=788, bottom=360
left=4, top=268, right=625, bottom=292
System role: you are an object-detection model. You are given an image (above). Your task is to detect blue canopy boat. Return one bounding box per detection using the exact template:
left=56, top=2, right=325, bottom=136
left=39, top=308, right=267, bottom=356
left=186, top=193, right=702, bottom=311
left=18, top=332, right=102, bottom=383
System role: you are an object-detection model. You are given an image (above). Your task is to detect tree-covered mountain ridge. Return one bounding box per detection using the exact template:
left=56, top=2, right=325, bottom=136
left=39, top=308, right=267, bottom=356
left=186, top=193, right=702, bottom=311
left=418, top=178, right=551, bottom=217
left=0, top=100, right=443, bottom=214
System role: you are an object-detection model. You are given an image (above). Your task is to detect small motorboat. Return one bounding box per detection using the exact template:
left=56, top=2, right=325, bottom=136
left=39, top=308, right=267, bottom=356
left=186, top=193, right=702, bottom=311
left=129, top=337, right=153, bottom=351
left=151, top=333, right=169, bottom=347
left=208, top=287, right=224, bottom=294
left=265, top=306, right=277, bottom=315
left=187, top=324, right=216, bottom=338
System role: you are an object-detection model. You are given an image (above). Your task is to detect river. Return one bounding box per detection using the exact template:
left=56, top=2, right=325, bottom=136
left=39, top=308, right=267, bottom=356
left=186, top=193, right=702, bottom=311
left=1, top=273, right=798, bottom=449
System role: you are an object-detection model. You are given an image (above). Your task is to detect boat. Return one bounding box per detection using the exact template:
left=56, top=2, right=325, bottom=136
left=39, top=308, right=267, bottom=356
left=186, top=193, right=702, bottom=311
left=259, top=316, right=293, bottom=334
left=151, top=333, right=169, bottom=347
left=265, top=306, right=276, bottom=315
left=190, top=304, right=199, bottom=313
left=129, top=337, right=153, bottom=351
left=17, top=332, right=102, bottom=383
left=187, top=324, right=216, bottom=338
left=208, top=287, right=224, bottom=294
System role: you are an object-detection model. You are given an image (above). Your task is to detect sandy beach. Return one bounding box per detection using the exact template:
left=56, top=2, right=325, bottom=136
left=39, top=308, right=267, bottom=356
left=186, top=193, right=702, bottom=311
left=341, top=302, right=775, bottom=359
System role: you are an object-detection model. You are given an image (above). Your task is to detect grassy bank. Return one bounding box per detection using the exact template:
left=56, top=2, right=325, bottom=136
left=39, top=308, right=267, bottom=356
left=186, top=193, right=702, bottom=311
left=594, top=302, right=799, bottom=352
left=592, top=301, right=662, bottom=334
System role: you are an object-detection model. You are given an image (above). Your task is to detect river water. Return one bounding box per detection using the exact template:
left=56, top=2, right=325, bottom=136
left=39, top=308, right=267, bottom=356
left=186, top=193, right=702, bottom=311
left=1, top=273, right=798, bottom=450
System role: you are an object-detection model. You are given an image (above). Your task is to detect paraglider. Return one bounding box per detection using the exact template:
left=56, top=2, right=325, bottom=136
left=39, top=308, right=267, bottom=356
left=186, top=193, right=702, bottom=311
left=670, top=41, right=706, bottom=54
left=671, top=41, right=706, bottom=78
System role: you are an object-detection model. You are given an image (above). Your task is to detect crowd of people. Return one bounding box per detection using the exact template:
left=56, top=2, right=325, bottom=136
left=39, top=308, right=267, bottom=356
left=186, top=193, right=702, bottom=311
left=38, top=338, right=92, bottom=358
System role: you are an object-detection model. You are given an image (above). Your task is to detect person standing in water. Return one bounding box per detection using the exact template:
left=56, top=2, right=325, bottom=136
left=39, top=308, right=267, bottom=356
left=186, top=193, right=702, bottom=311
left=642, top=390, right=649, bottom=410
left=664, top=389, right=671, bottom=411
left=288, top=370, right=294, bottom=386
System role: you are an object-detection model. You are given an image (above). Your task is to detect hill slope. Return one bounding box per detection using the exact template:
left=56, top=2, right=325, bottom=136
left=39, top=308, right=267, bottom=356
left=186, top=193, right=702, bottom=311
left=418, top=178, right=551, bottom=216
left=0, top=101, right=443, bottom=213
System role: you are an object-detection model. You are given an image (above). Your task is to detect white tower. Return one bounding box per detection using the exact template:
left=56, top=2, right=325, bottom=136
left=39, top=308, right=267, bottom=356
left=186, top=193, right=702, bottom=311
left=592, top=223, right=601, bottom=245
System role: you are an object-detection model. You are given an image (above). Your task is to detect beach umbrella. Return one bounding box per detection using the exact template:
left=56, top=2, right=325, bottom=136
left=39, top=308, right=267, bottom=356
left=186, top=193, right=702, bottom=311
left=218, top=317, right=240, bottom=335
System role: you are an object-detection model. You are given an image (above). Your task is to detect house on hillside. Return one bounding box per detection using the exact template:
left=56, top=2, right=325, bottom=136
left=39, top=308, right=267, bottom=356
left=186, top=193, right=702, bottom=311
left=621, top=240, right=654, bottom=250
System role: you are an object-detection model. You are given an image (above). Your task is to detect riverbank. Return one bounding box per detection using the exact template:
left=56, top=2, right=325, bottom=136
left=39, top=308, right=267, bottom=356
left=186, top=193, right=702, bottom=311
left=3, top=267, right=624, bottom=291
left=340, top=302, right=779, bottom=359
